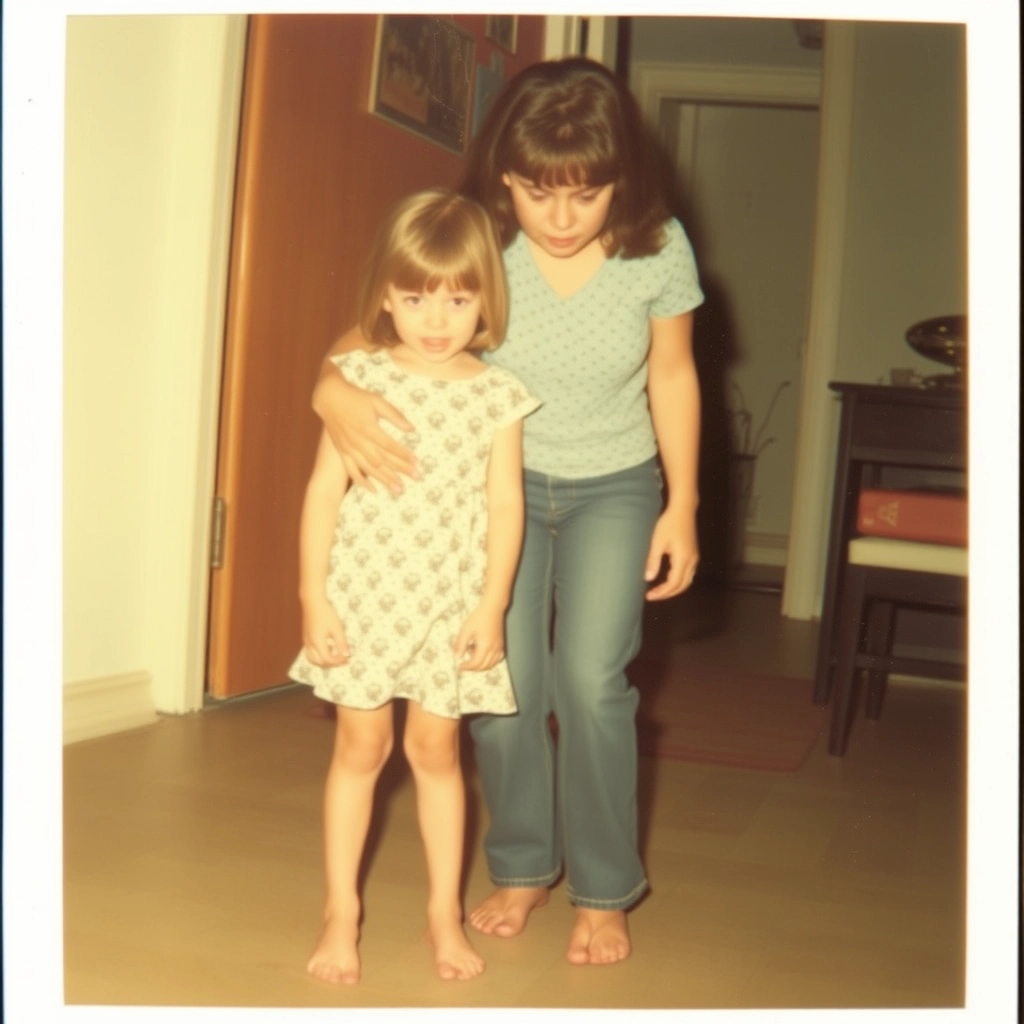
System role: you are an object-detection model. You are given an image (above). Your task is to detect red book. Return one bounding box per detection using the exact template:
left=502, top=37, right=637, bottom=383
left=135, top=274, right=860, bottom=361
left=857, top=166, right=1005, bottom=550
left=857, top=489, right=967, bottom=546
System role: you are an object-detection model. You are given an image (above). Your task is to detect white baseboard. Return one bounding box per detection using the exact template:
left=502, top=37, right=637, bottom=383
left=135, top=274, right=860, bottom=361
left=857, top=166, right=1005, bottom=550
left=743, top=531, right=788, bottom=567
left=888, top=674, right=965, bottom=691
left=63, top=671, right=159, bottom=745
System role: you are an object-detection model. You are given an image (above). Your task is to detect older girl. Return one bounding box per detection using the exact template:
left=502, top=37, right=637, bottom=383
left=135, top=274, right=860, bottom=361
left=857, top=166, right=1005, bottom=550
left=313, top=58, right=704, bottom=966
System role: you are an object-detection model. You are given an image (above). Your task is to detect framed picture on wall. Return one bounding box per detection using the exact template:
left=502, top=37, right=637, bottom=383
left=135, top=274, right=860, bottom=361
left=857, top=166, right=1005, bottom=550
left=485, top=15, right=518, bottom=54
left=369, top=15, right=476, bottom=155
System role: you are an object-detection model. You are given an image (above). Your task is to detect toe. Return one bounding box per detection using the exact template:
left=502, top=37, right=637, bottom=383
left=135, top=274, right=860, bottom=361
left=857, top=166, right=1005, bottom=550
left=566, top=930, right=591, bottom=964
left=471, top=913, right=495, bottom=935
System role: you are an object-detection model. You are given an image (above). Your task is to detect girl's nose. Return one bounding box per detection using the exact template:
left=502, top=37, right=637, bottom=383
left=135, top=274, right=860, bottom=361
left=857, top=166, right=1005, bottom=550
left=551, top=196, right=574, bottom=230
left=425, top=299, right=445, bottom=327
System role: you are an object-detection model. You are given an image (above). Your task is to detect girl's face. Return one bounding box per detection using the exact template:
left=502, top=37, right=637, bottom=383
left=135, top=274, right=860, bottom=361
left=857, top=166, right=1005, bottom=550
left=383, top=283, right=482, bottom=370
left=502, top=172, right=615, bottom=259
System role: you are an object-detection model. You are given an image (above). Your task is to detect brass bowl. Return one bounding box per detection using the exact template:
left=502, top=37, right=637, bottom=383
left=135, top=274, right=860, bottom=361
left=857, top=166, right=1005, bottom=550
left=905, top=314, right=967, bottom=370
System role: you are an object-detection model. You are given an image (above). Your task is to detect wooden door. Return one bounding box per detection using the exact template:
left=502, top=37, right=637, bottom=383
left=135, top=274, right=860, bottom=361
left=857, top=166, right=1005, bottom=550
left=207, top=14, right=544, bottom=698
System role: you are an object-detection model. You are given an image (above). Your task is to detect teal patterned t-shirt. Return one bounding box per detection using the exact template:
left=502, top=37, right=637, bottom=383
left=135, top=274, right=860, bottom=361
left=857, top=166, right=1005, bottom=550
left=484, top=218, right=704, bottom=479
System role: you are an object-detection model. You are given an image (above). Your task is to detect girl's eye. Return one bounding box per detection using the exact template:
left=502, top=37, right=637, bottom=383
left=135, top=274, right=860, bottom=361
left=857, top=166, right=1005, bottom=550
left=402, top=295, right=422, bottom=306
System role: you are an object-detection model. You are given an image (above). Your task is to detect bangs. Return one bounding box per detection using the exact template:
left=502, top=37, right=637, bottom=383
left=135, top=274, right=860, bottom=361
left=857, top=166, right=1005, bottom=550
left=521, top=157, right=618, bottom=190
left=388, top=225, right=482, bottom=295
left=388, top=254, right=481, bottom=296
left=503, top=105, right=620, bottom=188
left=510, top=146, right=619, bottom=190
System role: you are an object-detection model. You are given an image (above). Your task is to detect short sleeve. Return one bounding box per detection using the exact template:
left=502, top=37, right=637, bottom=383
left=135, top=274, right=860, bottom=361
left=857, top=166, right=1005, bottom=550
left=650, top=218, right=704, bottom=320
left=329, top=350, right=363, bottom=382
left=485, top=367, right=542, bottom=429
left=329, top=350, right=383, bottom=393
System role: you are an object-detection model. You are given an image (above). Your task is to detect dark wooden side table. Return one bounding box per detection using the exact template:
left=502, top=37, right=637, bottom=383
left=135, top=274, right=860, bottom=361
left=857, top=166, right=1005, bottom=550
left=813, top=382, right=967, bottom=704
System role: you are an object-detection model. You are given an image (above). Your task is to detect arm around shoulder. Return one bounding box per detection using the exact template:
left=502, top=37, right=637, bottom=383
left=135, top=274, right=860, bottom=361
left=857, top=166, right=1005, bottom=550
left=313, top=325, right=372, bottom=402
left=310, top=326, right=417, bottom=491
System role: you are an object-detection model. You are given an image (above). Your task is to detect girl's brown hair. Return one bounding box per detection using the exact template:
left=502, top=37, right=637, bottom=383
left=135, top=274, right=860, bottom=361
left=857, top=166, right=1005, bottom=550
left=357, top=189, right=508, bottom=350
left=460, top=57, right=671, bottom=258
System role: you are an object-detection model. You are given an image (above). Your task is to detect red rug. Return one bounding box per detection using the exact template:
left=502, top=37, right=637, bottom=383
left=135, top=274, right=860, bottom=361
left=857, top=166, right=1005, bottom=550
left=630, top=656, right=827, bottom=773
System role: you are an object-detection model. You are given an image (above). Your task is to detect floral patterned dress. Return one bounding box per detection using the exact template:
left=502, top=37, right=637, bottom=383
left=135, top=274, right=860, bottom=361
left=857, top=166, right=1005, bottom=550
left=289, top=349, right=540, bottom=719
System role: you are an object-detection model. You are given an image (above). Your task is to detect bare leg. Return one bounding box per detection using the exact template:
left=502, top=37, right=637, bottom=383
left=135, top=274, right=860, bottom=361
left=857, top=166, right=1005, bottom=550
left=468, top=887, right=550, bottom=938
left=403, top=702, right=484, bottom=980
left=307, top=705, right=394, bottom=985
left=566, top=908, right=632, bottom=966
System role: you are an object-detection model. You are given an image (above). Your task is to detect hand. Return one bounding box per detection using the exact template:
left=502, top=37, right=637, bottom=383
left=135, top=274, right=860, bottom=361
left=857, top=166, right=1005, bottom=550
left=453, top=605, right=506, bottom=672
left=314, top=370, right=418, bottom=494
left=644, top=508, right=699, bottom=601
left=302, top=600, right=350, bottom=666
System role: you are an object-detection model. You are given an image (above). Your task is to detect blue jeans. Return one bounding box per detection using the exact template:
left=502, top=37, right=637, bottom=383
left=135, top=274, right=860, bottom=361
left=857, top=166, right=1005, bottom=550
left=469, top=457, right=662, bottom=910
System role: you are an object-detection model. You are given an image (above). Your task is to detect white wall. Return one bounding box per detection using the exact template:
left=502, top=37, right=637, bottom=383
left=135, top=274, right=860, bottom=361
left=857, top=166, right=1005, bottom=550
left=629, top=15, right=822, bottom=70
left=835, top=21, right=967, bottom=383
left=63, top=15, right=246, bottom=720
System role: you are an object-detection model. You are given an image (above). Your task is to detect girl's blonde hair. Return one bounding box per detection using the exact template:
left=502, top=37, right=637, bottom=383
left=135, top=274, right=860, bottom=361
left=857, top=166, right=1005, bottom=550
left=357, top=189, right=508, bottom=351
left=460, top=58, right=672, bottom=259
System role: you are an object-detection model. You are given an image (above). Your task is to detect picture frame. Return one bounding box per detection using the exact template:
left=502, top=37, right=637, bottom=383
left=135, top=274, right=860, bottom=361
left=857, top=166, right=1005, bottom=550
left=369, top=15, right=476, bottom=155
left=485, top=15, right=518, bottom=55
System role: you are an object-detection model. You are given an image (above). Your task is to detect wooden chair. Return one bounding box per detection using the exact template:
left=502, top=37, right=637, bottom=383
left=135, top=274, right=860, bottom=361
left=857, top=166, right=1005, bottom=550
left=828, top=536, right=967, bottom=756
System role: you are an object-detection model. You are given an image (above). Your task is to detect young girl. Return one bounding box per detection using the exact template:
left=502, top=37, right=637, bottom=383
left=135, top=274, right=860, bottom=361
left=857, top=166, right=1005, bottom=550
left=291, top=188, right=540, bottom=984
left=312, top=58, right=704, bottom=967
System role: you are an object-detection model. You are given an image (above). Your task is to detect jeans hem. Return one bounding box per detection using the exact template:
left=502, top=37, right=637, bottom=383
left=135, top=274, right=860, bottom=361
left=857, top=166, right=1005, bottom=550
left=566, top=877, right=649, bottom=911
left=488, top=867, right=562, bottom=889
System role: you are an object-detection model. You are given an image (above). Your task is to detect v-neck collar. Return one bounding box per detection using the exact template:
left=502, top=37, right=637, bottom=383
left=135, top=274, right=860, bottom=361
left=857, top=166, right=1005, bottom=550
left=518, top=233, right=611, bottom=303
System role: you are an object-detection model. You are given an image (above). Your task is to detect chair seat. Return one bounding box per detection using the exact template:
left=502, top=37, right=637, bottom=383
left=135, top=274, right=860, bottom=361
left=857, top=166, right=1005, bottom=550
left=829, top=536, right=967, bottom=756
left=848, top=536, right=968, bottom=576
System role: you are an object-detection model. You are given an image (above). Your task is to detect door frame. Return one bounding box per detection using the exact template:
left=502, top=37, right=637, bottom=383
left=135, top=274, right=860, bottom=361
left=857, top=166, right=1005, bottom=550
left=631, top=20, right=856, bottom=620
left=545, top=14, right=619, bottom=64
left=176, top=15, right=250, bottom=714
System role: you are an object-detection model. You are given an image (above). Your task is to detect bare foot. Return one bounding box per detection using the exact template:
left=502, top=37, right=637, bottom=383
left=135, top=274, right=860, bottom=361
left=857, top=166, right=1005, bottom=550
left=427, top=912, right=485, bottom=981
left=307, top=911, right=361, bottom=985
left=566, top=908, right=631, bottom=966
left=468, top=886, right=549, bottom=938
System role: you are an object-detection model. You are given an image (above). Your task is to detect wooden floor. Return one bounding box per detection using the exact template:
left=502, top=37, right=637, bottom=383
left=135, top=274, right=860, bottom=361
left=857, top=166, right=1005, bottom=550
left=63, top=587, right=968, bottom=1011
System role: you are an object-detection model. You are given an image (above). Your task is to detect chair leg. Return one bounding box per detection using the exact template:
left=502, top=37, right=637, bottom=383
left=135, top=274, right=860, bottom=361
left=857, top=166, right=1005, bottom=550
left=829, top=565, right=868, bottom=756
left=864, top=599, right=895, bottom=720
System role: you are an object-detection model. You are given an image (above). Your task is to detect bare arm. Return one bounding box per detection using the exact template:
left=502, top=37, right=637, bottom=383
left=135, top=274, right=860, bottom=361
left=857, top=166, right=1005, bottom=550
left=454, top=420, right=525, bottom=671
left=298, top=429, right=351, bottom=665
left=312, top=325, right=417, bottom=493
left=645, top=310, right=701, bottom=600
